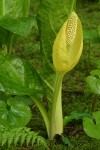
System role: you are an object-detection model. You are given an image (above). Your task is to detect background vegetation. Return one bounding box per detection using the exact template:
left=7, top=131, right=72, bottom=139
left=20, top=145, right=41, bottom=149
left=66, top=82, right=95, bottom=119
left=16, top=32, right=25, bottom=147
left=1, top=0, right=100, bottom=149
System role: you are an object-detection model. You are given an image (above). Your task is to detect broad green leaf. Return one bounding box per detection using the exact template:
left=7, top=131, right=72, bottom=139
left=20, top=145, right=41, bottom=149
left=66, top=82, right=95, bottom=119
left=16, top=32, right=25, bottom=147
left=0, top=98, right=31, bottom=128
left=37, top=0, right=76, bottom=101
left=86, top=69, right=100, bottom=95
left=83, top=111, right=100, bottom=139
left=0, top=53, right=44, bottom=95
left=0, top=0, right=30, bottom=19
left=0, top=17, right=35, bottom=36
left=83, top=28, right=100, bottom=42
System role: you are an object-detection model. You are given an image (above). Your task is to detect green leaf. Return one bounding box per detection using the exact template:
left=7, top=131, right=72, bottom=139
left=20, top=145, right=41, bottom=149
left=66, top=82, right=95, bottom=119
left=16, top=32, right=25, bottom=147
left=13, top=96, right=34, bottom=106
left=20, top=131, right=27, bottom=146
left=0, top=0, right=30, bottom=19
left=0, top=53, right=44, bottom=95
left=86, top=69, right=100, bottom=95
left=37, top=136, right=48, bottom=148
left=26, top=132, right=33, bottom=146
left=83, top=111, right=100, bottom=139
left=0, top=0, right=31, bottom=46
left=61, top=134, right=73, bottom=147
left=37, top=0, right=76, bottom=101
left=32, top=132, right=39, bottom=146
left=0, top=98, right=32, bottom=128
left=0, top=17, right=35, bottom=36
left=63, top=111, right=94, bottom=127
left=83, top=28, right=100, bottom=42
left=13, top=128, right=22, bottom=145
left=2, top=130, right=9, bottom=145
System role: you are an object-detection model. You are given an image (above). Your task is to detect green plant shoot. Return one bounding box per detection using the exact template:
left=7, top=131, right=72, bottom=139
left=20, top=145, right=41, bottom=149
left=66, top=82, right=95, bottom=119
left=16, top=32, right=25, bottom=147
left=49, top=11, right=83, bottom=139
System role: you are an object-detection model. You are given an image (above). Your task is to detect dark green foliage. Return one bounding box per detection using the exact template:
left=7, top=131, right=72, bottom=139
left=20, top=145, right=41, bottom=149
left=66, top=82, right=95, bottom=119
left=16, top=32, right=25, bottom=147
left=83, top=28, right=100, bottom=42
left=0, top=0, right=30, bottom=18
left=86, top=69, right=100, bottom=95
left=63, top=111, right=95, bottom=127
left=0, top=53, right=44, bottom=96
left=0, top=127, right=48, bottom=149
left=0, top=17, right=36, bottom=36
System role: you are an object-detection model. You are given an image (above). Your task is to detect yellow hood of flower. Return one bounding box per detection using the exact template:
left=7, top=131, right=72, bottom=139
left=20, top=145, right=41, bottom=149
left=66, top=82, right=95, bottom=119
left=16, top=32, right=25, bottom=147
left=52, top=11, right=83, bottom=74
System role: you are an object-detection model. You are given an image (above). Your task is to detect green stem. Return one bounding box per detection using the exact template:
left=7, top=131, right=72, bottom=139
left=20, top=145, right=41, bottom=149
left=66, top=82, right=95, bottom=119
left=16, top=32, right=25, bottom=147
left=29, top=95, right=50, bottom=137
left=49, top=72, right=63, bottom=139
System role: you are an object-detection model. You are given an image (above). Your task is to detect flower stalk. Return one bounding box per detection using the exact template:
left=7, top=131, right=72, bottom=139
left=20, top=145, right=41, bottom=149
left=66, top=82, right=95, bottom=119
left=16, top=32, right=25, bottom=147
left=50, top=11, right=83, bottom=139
left=49, top=72, right=64, bottom=139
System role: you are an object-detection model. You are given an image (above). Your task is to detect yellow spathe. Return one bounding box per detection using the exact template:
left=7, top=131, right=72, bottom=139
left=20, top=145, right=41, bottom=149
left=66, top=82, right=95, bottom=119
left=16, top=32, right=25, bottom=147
left=52, top=11, right=83, bottom=74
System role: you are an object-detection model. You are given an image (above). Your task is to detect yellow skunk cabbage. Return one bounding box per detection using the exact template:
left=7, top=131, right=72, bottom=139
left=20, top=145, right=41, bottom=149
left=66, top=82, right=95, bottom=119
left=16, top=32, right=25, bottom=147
left=53, top=11, right=83, bottom=74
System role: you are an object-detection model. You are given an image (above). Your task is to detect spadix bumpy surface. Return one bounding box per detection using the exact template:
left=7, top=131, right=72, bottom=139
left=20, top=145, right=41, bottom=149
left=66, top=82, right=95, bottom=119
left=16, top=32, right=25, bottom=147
left=53, top=11, right=83, bottom=74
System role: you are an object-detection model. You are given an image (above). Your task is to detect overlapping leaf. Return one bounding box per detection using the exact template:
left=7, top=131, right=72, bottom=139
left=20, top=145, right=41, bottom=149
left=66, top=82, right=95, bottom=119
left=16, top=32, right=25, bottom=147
left=0, top=53, right=44, bottom=95
left=0, top=17, right=35, bottom=36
